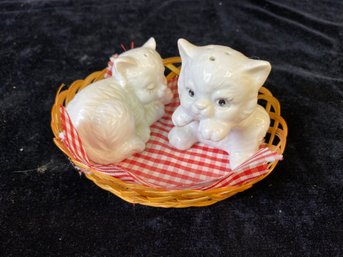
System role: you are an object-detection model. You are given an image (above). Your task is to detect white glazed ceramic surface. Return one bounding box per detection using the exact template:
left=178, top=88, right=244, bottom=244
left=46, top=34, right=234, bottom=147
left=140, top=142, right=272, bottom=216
left=168, top=39, right=271, bottom=169
left=66, top=38, right=173, bottom=164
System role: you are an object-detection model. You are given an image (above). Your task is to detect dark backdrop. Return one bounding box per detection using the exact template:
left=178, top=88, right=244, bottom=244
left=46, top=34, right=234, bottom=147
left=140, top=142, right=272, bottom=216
left=1, top=0, right=342, bottom=256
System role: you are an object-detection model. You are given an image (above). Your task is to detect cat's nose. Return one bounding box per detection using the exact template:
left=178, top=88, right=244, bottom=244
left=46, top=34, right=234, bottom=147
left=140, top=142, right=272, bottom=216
left=194, top=99, right=210, bottom=110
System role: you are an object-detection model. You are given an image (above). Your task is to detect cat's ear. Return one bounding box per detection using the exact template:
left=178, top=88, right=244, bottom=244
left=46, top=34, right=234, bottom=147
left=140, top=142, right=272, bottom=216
left=142, top=37, right=156, bottom=50
left=243, top=60, right=271, bottom=89
left=112, top=56, right=137, bottom=86
left=178, top=38, right=197, bottom=60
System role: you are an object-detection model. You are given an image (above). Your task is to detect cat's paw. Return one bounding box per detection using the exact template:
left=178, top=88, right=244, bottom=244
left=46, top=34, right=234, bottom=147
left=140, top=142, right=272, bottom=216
left=168, top=126, right=197, bottom=150
left=172, top=107, right=193, bottom=127
left=199, top=120, right=229, bottom=142
left=136, top=125, right=151, bottom=143
left=122, top=137, right=146, bottom=157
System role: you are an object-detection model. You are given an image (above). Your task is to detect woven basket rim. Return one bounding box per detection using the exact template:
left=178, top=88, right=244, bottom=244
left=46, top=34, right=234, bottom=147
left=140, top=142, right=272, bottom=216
left=51, top=56, right=288, bottom=207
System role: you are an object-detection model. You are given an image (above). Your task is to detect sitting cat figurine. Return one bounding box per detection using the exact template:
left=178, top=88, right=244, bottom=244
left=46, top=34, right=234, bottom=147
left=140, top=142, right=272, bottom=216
left=66, top=38, right=173, bottom=164
left=168, top=39, right=271, bottom=169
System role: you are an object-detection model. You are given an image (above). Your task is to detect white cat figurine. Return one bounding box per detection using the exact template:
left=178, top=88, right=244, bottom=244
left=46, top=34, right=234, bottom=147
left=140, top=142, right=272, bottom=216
left=66, top=38, right=173, bottom=164
left=168, top=39, right=271, bottom=169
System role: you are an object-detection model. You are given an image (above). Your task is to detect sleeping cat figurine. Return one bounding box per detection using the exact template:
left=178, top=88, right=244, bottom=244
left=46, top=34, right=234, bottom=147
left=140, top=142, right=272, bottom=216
left=168, top=39, right=271, bottom=169
left=66, top=38, right=173, bottom=164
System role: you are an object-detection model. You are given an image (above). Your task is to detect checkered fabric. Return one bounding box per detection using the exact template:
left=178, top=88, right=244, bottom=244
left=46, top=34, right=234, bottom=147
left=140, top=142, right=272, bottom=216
left=59, top=78, right=282, bottom=190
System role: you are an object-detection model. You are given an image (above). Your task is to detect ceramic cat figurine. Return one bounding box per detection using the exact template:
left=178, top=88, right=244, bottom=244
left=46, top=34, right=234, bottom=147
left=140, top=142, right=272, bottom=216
left=66, top=38, right=173, bottom=164
left=168, top=39, right=271, bottom=169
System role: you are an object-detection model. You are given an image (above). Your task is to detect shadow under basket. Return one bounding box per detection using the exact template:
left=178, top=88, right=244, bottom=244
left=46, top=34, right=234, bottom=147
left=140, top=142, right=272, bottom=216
left=51, top=57, right=288, bottom=208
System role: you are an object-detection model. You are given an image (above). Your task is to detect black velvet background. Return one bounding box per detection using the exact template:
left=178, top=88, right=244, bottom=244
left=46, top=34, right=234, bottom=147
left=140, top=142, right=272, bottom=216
left=1, top=0, right=342, bottom=256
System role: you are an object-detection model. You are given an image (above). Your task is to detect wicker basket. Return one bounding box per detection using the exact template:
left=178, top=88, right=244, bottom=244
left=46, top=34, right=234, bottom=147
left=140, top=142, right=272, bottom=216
left=51, top=57, right=288, bottom=208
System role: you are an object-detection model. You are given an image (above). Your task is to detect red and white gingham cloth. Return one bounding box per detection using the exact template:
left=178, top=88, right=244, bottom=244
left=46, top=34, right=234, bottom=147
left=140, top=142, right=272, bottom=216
left=59, top=77, right=282, bottom=190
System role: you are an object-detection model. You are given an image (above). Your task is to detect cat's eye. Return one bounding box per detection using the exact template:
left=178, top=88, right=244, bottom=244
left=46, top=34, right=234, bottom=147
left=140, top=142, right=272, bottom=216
left=187, top=88, right=195, bottom=97
left=217, top=98, right=229, bottom=107
left=146, top=84, right=155, bottom=92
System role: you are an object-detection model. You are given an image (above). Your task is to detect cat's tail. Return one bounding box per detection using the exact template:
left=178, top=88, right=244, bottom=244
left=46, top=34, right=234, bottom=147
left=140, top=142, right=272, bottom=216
left=77, top=99, right=142, bottom=164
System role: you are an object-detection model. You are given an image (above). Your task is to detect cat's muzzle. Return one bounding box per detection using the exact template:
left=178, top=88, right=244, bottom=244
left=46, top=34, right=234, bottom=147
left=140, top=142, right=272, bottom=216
left=191, top=99, right=213, bottom=118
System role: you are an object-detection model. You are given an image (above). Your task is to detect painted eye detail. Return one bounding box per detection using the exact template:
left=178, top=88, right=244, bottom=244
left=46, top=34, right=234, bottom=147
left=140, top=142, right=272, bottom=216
left=217, top=98, right=228, bottom=107
left=146, top=84, right=155, bottom=92
left=187, top=88, right=195, bottom=97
